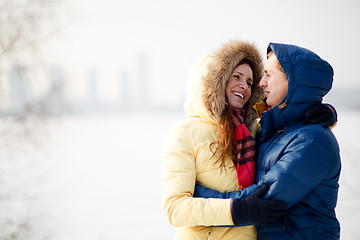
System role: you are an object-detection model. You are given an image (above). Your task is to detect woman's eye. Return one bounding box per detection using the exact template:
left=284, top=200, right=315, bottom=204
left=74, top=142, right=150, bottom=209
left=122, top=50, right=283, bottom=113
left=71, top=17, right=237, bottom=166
left=233, top=75, right=239, bottom=79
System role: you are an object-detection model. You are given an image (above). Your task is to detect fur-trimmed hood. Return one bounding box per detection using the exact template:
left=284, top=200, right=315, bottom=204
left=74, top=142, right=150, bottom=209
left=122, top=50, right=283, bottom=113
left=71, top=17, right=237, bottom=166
left=184, top=40, right=264, bottom=130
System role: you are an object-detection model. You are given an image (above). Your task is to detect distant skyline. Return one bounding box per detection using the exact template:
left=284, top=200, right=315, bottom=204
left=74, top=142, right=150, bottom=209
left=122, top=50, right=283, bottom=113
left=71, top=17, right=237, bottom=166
left=41, top=0, right=360, bottom=108
left=1, top=52, right=184, bottom=115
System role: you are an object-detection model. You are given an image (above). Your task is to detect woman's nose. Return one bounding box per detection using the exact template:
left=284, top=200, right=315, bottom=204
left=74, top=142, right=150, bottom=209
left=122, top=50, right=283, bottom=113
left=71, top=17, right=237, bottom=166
left=238, top=80, right=247, bottom=89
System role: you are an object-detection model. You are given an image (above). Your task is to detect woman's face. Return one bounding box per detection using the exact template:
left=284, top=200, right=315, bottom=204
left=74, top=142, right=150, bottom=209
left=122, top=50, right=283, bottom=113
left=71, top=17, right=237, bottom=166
left=225, top=63, right=253, bottom=109
left=259, top=54, right=288, bottom=107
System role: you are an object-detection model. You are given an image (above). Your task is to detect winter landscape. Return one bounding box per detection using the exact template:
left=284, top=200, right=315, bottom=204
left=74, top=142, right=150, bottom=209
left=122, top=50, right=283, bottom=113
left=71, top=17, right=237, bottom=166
left=50, top=110, right=360, bottom=240
left=3, top=109, right=356, bottom=240
left=1, top=0, right=359, bottom=239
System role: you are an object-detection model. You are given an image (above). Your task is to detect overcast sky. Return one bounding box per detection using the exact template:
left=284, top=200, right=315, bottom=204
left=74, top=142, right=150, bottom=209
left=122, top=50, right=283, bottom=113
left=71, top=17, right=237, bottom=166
left=44, top=0, right=360, bottom=106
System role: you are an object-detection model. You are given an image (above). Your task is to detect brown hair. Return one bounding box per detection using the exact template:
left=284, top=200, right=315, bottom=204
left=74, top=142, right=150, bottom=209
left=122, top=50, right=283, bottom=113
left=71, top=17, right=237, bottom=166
left=201, top=40, right=264, bottom=169
left=211, top=60, right=254, bottom=167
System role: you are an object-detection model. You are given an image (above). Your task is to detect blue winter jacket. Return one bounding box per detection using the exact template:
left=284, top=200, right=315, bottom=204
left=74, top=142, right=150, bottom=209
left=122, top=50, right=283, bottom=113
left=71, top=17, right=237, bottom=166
left=194, top=43, right=341, bottom=239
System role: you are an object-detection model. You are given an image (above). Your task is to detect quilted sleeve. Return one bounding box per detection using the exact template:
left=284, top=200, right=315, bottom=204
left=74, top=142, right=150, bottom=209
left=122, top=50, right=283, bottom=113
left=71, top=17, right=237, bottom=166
left=162, top=122, right=234, bottom=227
left=194, top=183, right=259, bottom=199
left=258, top=128, right=340, bottom=208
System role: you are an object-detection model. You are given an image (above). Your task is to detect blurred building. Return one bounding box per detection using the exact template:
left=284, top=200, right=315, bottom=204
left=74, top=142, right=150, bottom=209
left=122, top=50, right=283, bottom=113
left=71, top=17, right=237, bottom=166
left=1, top=50, right=185, bottom=116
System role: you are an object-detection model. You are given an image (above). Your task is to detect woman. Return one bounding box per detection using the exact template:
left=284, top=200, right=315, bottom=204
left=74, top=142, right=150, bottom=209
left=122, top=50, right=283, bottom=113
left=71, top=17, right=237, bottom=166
left=162, top=40, right=286, bottom=239
left=194, top=43, right=341, bottom=239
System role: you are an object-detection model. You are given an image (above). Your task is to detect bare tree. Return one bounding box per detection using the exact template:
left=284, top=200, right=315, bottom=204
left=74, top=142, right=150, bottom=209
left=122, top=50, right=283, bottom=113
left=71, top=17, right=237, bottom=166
left=0, top=0, right=70, bottom=115
left=0, top=0, right=59, bottom=55
left=0, top=0, right=67, bottom=239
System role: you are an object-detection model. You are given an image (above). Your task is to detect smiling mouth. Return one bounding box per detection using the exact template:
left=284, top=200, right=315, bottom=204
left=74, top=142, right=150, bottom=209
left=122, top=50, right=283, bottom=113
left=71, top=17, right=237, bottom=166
left=232, top=92, right=244, bottom=99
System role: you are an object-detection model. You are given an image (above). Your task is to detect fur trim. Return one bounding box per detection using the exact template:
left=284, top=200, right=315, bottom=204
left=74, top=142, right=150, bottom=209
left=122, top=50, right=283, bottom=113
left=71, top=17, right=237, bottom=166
left=201, top=40, right=264, bottom=129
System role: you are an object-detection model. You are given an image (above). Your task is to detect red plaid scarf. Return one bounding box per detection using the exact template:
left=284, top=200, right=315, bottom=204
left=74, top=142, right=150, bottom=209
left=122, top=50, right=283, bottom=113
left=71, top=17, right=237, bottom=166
left=231, top=107, right=256, bottom=189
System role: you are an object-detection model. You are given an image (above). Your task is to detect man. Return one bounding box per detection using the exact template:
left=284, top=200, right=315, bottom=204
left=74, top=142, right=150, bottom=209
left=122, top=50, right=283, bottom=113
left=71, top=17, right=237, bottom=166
left=195, top=43, right=341, bottom=239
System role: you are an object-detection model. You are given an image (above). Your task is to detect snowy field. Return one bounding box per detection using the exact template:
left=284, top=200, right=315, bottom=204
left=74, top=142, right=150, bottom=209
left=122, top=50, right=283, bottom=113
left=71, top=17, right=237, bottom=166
left=10, top=110, right=359, bottom=239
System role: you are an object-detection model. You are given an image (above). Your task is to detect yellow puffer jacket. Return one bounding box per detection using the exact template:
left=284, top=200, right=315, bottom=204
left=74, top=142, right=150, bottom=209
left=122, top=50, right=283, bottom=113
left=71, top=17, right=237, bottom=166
left=162, top=40, right=264, bottom=239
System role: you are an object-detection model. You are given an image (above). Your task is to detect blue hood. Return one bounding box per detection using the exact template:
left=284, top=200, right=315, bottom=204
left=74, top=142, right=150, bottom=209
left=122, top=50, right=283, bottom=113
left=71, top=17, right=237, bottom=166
left=259, top=43, right=334, bottom=140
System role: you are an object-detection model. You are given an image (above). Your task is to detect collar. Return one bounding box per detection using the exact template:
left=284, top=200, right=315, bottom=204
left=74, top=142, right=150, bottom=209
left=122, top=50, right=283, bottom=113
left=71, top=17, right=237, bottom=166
left=253, top=99, right=270, bottom=118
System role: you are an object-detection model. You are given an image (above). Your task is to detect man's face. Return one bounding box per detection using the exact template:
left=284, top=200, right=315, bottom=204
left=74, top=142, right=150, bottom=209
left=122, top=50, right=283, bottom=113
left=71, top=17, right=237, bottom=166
left=259, top=54, right=288, bottom=107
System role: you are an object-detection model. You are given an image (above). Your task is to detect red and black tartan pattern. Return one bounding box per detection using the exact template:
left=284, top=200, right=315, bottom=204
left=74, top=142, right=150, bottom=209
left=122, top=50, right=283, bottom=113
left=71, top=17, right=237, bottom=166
left=231, top=107, right=256, bottom=189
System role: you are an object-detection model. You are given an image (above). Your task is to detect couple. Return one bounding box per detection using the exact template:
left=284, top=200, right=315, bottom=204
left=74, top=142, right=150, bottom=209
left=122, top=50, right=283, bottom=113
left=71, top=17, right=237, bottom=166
left=162, top=41, right=340, bottom=239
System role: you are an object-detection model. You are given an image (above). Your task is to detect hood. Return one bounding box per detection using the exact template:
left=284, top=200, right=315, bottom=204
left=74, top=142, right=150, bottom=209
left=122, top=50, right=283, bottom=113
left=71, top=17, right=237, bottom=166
left=258, top=43, right=334, bottom=139
left=184, top=40, right=264, bottom=130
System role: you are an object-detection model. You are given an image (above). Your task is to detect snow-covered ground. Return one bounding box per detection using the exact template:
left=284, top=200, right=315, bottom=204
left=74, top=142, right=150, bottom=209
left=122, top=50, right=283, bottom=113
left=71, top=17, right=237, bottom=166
left=44, top=112, right=180, bottom=240
left=331, top=111, right=360, bottom=240
left=20, top=110, right=360, bottom=239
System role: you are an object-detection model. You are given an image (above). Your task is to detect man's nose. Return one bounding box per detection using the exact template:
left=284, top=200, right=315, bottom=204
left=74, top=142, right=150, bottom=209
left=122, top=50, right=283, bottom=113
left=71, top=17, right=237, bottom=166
left=259, top=77, right=266, bottom=87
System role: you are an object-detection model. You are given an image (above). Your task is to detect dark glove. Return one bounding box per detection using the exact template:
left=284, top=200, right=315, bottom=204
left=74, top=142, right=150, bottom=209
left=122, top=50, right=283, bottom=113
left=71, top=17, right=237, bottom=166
left=230, top=184, right=287, bottom=226
left=304, top=102, right=337, bottom=128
